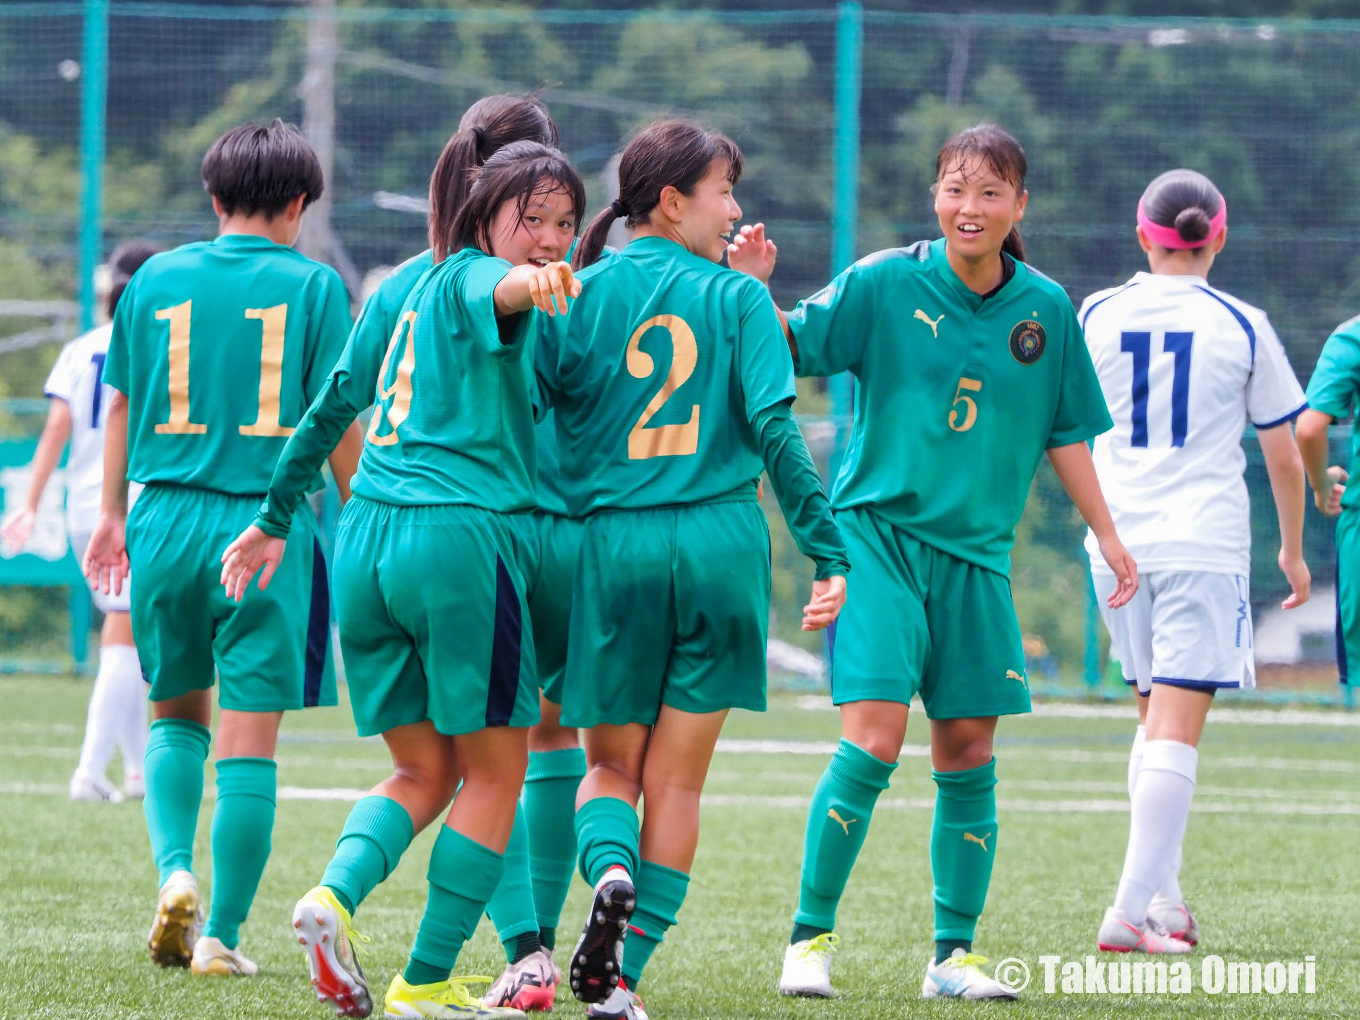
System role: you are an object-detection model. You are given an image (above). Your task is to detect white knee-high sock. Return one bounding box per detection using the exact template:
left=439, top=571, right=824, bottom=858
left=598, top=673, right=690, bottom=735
left=1127, top=724, right=1146, bottom=800
left=1114, top=739, right=1197, bottom=925
left=75, top=646, right=131, bottom=782
left=104, top=643, right=148, bottom=776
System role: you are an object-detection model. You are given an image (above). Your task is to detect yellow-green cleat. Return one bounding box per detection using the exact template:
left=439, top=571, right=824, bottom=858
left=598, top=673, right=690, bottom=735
left=293, top=885, right=373, bottom=1016
left=383, top=974, right=526, bottom=1019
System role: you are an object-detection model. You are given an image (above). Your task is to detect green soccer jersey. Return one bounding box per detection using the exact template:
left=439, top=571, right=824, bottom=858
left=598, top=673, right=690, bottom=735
left=535, top=236, right=796, bottom=515
left=351, top=246, right=536, bottom=510
left=1303, top=313, right=1360, bottom=512
left=788, top=237, right=1112, bottom=575
left=103, top=233, right=352, bottom=495
left=359, top=246, right=572, bottom=515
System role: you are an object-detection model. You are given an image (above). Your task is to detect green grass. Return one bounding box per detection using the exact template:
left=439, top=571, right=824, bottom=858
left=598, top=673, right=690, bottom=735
left=1, top=677, right=1357, bottom=1018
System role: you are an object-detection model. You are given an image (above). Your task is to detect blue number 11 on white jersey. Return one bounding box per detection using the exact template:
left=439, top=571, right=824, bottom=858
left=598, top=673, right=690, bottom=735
left=1120, top=330, right=1192, bottom=448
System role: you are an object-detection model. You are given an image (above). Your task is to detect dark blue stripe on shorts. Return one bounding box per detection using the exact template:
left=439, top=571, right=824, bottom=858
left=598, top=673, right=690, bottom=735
left=304, top=537, right=330, bottom=708
left=1337, top=550, right=1349, bottom=686
left=487, top=553, right=522, bottom=727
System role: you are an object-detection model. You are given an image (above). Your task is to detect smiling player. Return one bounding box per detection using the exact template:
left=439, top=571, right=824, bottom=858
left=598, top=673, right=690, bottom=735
left=731, top=122, right=1135, bottom=1000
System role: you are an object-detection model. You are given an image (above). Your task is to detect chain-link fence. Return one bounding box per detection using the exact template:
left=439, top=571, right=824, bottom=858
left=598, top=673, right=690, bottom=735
left=0, top=4, right=1354, bottom=702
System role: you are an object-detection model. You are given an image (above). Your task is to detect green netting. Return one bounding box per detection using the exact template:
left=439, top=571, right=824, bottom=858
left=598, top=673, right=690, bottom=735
left=0, top=5, right=1354, bottom=703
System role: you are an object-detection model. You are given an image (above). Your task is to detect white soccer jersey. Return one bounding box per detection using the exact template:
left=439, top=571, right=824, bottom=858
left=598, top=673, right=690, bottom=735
left=43, top=324, right=118, bottom=534
left=1079, top=272, right=1305, bottom=577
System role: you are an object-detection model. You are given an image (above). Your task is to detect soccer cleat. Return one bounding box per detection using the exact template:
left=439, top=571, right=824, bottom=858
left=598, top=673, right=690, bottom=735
left=191, top=935, right=259, bottom=976
left=921, top=949, right=1021, bottom=999
left=483, top=948, right=559, bottom=1012
left=147, top=869, right=201, bottom=967
left=1148, top=896, right=1200, bottom=946
left=779, top=932, right=839, bottom=997
left=1097, top=907, right=1193, bottom=954
left=584, top=981, right=647, bottom=1020
left=69, top=771, right=124, bottom=803
left=568, top=869, right=636, bottom=1004
left=383, top=974, right=526, bottom=1018
left=294, top=885, right=373, bottom=1016
left=123, top=771, right=145, bottom=800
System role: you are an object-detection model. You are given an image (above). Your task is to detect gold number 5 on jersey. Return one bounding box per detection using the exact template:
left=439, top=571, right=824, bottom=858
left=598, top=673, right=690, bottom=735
left=949, top=376, right=983, bottom=432
left=366, top=311, right=417, bottom=446
left=153, top=299, right=293, bottom=437
left=626, top=314, right=700, bottom=459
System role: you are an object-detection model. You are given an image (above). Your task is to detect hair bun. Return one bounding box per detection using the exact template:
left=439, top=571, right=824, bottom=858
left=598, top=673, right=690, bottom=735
left=1175, top=206, right=1211, bottom=243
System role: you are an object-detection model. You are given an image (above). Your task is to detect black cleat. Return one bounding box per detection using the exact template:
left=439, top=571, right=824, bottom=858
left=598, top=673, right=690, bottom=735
left=569, top=873, right=636, bottom=1004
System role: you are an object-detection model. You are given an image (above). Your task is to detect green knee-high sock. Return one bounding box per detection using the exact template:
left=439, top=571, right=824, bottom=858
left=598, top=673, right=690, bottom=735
left=203, top=757, right=277, bottom=949
left=485, top=801, right=540, bottom=962
left=524, top=747, right=586, bottom=947
left=404, top=826, right=506, bottom=986
left=320, top=795, right=416, bottom=916
left=792, top=739, right=897, bottom=940
left=621, top=860, right=689, bottom=989
left=143, top=718, right=211, bottom=886
left=574, top=796, right=640, bottom=886
left=930, top=758, right=998, bottom=961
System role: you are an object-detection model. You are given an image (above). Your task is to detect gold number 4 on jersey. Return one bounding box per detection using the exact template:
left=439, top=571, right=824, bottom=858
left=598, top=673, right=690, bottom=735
left=153, top=299, right=294, bottom=437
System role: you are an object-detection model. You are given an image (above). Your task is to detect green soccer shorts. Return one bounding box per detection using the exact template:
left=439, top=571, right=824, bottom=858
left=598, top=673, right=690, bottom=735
left=332, top=497, right=540, bottom=737
left=530, top=511, right=582, bottom=707
left=827, top=506, right=1031, bottom=719
left=561, top=499, right=771, bottom=728
left=126, top=483, right=335, bottom=712
left=1335, top=509, right=1360, bottom=688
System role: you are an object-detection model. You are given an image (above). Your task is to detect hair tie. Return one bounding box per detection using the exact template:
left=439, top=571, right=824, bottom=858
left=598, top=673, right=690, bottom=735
left=609, top=198, right=629, bottom=218
left=1137, top=196, right=1227, bottom=250
left=471, top=125, right=487, bottom=152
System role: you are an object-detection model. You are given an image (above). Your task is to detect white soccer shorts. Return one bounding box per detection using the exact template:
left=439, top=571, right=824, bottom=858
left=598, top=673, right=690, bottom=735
left=1093, top=570, right=1255, bottom=694
left=70, top=530, right=132, bottom=615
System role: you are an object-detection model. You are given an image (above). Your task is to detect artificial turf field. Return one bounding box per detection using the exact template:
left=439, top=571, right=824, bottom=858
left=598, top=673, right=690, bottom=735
left=1, top=675, right=1357, bottom=1019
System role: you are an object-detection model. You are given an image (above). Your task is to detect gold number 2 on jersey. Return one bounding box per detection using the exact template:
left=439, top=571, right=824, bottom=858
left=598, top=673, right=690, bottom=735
left=153, top=299, right=293, bottom=436
left=949, top=376, right=982, bottom=432
left=366, top=311, right=417, bottom=446
left=626, top=314, right=700, bottom=459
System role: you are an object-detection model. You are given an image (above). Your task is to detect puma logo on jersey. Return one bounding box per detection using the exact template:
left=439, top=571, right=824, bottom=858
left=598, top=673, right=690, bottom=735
left=914, top=309, right=945, bottom=337
left=963, top=831, right=992, bottom=852
left=1006, top=669, right=1028, bottom=690
left=827, top=809, right=858, bottom=835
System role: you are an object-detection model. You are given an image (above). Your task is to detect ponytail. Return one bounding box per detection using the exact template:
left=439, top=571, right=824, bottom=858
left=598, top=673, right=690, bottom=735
left=1002, top=226, right=1025, bottom=263
left=426, top=94, right=559, bottom=263
left=573, top=198, right=630, bottom=271
left=428, top=129, right=483, bottom=262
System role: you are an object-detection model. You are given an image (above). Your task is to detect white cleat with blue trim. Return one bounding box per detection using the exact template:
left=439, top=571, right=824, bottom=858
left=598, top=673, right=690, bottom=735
left=921, top=949, right=1020, bottom=1000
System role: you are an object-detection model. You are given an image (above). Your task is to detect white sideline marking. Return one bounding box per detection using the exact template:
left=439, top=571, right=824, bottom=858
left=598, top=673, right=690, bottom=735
left=4, top=782, right=1353, bottom=816
left=794, top=694, right=1360, bottom=727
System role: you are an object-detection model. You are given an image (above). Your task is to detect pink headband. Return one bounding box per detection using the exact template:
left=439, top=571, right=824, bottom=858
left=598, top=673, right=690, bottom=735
left=1137, top=197, right=1227, bottom=250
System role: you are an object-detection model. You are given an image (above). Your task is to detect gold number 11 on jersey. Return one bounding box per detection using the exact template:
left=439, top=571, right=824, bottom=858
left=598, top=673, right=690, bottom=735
left=152, top=299, right=293, bottom=437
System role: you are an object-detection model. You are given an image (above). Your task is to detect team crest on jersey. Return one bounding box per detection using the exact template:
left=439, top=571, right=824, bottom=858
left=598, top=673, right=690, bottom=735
left=1009, top=319, right=1046, bottom=364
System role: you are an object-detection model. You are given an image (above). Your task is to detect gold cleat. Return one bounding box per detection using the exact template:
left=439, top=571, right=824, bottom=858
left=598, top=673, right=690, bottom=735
left=148, top=870, right=202, bottom=968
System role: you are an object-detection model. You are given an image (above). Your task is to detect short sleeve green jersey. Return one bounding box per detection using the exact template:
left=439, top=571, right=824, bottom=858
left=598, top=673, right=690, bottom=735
left=1304, top=314, right=1360, bottom=512
left=352, top=247, right=536, bottom=510
left=535, top=236, right=796, bottom=515
left=788, top=237, right=1112, bottom=575
left=102, top=234, right=352, bottom=495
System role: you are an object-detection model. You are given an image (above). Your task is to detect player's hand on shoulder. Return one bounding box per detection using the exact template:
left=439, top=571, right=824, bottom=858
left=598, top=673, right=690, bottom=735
left=0, top=507, right=36, bottom=556
left=727, top=222, right=778, bottom=284
left=220, top=524, right=287, bottom=603
left=802, top=574, right=847, bottom=631
left=83, top=514, right=128, bottom=596
left=1278, top=550, right=1311, bottom=610
left=528, top=261, right=580, bottom=317
left=1098, top=534, right=1138, bottom=608
left=1317, top=466, right=1347, bottom=517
